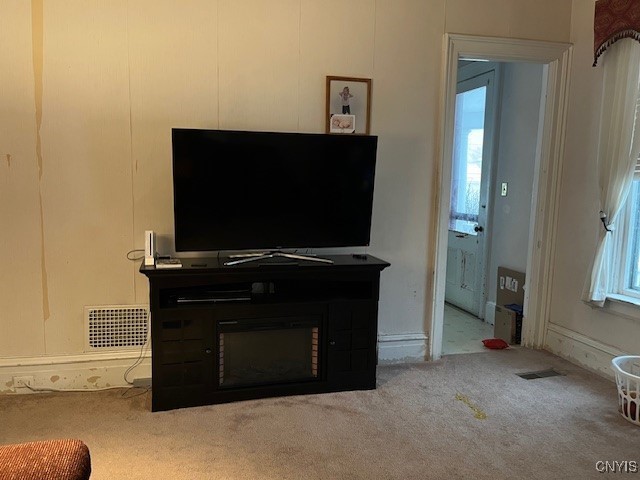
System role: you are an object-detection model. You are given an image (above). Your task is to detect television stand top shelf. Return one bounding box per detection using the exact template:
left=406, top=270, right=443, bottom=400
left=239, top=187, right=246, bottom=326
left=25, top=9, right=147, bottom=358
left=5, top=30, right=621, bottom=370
left=140, top=254, right=390, bottom=309
left=140, top=253, right=389, bottom=275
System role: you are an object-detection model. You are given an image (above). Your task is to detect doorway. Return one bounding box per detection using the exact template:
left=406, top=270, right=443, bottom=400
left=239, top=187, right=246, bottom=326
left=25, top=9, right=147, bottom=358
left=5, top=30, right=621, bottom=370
left=430, top=35, right=572, bottom=361
left=443, top=62, right=498, bottom=354
left=443, top=60, right=545, bottom=355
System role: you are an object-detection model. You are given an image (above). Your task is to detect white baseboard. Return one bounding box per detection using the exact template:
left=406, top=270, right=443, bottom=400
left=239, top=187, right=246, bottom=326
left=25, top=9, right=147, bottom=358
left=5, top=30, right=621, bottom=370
left=0, top=351, right=151, bottom=394
left=484, top=301, right=496, bottom=326
left=378, top=333, right=429, bottom=363
left=3, top=327, right=620, bottom=393
left=545, top=323, right=626, bottom=380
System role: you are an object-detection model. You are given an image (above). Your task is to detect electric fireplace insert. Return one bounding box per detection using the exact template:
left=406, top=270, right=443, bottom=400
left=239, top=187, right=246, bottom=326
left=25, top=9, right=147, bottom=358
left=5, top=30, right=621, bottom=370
left=217, top=316, right=320, bottom=389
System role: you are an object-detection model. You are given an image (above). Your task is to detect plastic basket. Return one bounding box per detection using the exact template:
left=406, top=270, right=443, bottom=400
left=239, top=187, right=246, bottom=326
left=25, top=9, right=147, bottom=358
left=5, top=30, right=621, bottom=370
left=611, top=356, right=640, bottom=426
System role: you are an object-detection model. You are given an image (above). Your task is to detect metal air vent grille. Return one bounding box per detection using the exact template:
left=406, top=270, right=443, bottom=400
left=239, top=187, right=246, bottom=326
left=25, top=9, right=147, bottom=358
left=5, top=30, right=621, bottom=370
left=84, top=305, right=149, bottom=351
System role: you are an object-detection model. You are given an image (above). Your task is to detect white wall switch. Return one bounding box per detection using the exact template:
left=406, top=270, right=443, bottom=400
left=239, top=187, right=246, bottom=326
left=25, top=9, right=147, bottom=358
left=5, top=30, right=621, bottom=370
left=501, top=182, right=508, bottom=197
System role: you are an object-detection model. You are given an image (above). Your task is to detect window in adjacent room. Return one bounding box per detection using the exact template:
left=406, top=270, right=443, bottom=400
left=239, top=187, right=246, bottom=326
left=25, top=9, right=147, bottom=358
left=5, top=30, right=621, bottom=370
left=449, top=79, right=490, bottom=235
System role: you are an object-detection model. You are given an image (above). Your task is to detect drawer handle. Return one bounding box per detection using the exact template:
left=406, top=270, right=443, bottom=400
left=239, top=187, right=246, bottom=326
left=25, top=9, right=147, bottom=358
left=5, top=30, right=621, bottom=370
left=329, top=340, right=336, bottom=346
left=205, top=348, right=212, bottom=355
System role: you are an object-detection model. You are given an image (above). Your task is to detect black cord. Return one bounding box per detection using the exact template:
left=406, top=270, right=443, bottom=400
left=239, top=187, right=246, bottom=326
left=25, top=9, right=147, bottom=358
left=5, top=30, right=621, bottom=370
left=123, top=329, right=150, bottom=385
left=125, top=249, right=150, bottom=383
left=120, top=386, right=150, bottom=399
left=127, top=249, right=145, bottom=261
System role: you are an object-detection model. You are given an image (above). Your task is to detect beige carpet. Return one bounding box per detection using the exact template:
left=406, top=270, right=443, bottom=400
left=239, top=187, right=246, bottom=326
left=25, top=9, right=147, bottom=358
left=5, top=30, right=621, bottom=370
left=0, top=348, right=638, bottom=479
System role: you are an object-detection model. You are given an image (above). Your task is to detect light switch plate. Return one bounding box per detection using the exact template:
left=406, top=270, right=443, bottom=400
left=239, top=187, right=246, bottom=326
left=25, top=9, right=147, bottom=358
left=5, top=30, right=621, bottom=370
left=501, top=182, right=508, bottom=197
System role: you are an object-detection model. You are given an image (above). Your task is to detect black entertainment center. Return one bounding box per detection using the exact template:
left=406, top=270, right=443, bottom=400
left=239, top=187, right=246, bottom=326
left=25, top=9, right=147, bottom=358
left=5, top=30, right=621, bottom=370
left=140, top=128, right=389, bottom=410
left=141, top=255, right=389, bottom=411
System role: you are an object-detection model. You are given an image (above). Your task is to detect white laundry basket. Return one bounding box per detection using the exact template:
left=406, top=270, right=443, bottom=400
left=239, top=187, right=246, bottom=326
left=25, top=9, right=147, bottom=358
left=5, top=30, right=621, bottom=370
left=611, top=356, right=640, bottom=426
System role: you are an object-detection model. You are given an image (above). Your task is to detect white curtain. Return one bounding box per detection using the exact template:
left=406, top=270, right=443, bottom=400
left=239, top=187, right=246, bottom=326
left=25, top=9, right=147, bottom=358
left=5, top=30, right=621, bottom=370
left=589, top=38, right=640, bottom=305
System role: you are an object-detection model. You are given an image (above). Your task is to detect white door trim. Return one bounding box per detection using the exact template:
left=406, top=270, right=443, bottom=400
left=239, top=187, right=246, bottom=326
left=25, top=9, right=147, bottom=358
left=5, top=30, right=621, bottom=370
left=430, top=34, right=572, bottom=360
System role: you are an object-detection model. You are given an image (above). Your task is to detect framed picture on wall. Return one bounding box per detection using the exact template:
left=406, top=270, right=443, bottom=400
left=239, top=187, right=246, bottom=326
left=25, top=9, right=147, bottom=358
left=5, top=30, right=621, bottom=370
left=325, top=76, right=371, bottom=134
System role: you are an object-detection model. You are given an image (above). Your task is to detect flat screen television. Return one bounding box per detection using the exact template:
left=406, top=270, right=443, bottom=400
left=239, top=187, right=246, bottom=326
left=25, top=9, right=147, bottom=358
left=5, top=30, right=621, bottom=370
left=172, top=128, right=378, bottom=252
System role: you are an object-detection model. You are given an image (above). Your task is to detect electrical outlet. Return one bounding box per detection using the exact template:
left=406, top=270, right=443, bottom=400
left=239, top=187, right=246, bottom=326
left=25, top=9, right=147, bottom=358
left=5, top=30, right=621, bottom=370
left=13, top=375, right=34, bottom=389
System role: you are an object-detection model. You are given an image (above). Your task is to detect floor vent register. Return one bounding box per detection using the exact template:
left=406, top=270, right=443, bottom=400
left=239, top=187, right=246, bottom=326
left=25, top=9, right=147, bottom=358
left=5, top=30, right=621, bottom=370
left=516, top=369, right=564, bottom=380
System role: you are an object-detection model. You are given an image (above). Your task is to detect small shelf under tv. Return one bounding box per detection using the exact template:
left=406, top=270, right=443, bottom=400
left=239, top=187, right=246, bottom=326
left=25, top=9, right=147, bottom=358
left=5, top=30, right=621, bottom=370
left=140, top=254, right=390, bottom=411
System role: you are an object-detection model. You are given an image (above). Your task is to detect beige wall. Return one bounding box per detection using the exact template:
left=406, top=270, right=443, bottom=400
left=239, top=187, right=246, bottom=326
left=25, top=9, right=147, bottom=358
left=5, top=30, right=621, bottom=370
left=0, top=0, right=572, bottom=362
left=486, top=62, right=544, bottom=320
left=544, top=0, right=640, bottom=374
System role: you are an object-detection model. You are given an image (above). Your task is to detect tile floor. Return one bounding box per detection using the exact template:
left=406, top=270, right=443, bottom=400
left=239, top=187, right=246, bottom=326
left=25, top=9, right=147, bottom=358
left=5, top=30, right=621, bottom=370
left=442, top=303, right=494, bottom=355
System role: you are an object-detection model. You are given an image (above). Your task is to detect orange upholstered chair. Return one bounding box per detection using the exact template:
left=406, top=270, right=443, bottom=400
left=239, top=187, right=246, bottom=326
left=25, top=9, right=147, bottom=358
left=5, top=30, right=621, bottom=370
left=0, top=439, right=91, bottom=480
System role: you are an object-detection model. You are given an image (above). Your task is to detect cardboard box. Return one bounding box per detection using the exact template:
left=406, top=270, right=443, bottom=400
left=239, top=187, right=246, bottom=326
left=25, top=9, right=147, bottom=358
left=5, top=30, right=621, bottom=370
left=494, top=305, right=522, bottom=344
left=496, top=267, right=525, bottom=307
left=494, top=267, right=525, bottom=344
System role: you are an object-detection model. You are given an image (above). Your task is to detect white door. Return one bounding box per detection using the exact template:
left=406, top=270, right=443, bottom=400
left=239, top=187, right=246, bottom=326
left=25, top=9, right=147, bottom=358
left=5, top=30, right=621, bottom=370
left=445, top=68, right=496, bottom=317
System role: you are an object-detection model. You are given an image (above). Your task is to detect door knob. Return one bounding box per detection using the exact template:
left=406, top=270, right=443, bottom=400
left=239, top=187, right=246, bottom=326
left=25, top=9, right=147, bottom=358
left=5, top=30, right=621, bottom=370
left=474, top=225, right=484, bottom=233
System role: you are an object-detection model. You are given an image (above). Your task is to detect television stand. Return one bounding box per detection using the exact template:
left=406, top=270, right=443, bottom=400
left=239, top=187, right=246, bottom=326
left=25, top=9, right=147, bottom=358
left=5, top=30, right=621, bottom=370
left=140, top=254, right=389, bottom=411
left=224, top=251, right=334, bottom=266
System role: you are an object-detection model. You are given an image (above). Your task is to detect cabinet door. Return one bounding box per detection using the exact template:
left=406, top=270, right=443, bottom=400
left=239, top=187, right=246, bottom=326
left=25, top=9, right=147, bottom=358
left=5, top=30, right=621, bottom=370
left=326, top=300, right=377, bottom=388
left=153, top=310, right=214, bottom=391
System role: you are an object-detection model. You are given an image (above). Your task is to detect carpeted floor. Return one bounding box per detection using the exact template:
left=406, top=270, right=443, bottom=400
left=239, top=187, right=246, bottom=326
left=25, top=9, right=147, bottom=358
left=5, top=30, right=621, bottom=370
left=0, top=348, right=637, bottom=479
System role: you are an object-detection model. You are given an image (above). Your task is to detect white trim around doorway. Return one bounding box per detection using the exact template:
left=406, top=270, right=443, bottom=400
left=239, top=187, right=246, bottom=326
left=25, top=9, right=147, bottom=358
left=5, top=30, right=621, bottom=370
left=430, top=34, right=573, bottom=360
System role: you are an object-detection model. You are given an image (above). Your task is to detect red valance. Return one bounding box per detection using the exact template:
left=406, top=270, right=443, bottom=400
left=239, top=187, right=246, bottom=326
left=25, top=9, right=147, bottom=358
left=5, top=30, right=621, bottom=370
left=594, top=0, right=640, bottom=66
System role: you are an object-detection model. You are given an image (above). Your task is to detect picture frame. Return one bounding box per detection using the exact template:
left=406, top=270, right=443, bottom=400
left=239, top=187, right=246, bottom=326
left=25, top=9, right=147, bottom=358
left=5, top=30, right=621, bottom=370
left=329, top=114, right=356, bottom=134
left=325, top=76, right=371, bottom=135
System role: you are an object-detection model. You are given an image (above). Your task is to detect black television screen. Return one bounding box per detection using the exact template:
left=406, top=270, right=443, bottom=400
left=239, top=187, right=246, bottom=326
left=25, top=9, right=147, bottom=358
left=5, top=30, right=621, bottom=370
left=172, top=128, right=378, bottom=252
